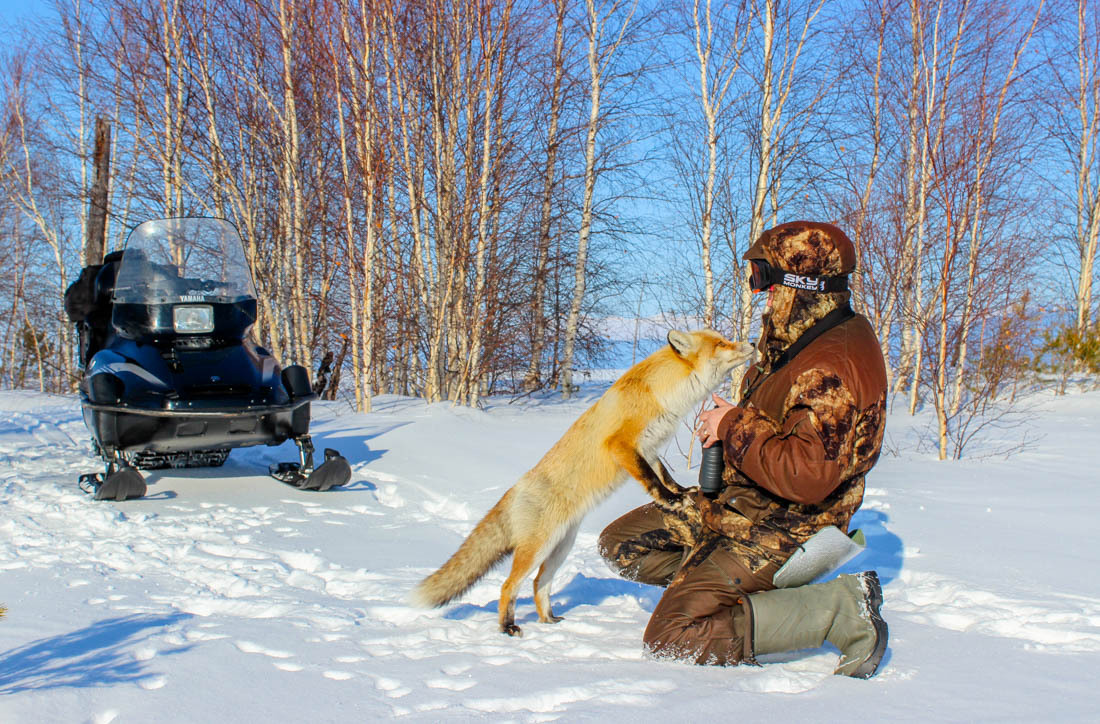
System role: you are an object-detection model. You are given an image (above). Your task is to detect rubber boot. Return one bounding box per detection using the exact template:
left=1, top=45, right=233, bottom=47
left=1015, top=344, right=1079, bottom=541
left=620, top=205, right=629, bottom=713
left=747, top=570, right=888, bottom=678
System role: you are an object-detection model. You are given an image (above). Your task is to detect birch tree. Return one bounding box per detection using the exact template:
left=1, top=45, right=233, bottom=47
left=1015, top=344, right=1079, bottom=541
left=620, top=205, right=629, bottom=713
left=560, top=0, right=637, bottom=400
left=734, top=0, right=826, bottom=367
left=1049, top=0, right=1100, bottom=344
left=690, top=0, right=751, bottom=329
left=522, top=0, right=569, bottom=393
left=901, top=0, right=966, bottom=415
left=925, top=1, right=1043, bottom=459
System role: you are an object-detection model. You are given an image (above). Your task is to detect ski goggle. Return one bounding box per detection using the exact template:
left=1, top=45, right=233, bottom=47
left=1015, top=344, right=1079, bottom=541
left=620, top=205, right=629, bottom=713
left=747, top=258, right=849, bottom=294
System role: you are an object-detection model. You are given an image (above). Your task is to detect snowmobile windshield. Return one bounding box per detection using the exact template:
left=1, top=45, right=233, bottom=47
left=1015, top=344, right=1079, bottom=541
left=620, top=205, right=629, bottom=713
left=113, top=218, right=257, bottom=305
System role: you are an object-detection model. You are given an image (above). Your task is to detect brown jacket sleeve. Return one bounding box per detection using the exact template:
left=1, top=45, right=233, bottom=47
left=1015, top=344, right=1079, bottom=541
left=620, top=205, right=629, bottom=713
left=716, top=367, right=858, bottom=505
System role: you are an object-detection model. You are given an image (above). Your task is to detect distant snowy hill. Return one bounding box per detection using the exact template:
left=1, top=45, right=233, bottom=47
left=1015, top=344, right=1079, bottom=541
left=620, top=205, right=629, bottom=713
left=1, top=386, right=1098, bottom=721
left=589, top=314, right=711, bottom=370
left=595, top=315, right=701, bottom=341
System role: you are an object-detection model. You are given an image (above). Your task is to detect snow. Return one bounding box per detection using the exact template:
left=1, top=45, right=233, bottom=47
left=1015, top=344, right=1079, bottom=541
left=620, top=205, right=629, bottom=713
left=1, top=384, right=1099, bottom=722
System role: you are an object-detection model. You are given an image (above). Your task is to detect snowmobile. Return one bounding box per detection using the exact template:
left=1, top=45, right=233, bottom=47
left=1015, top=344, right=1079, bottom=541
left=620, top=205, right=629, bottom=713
left=65, top=217, right=352, bottom=501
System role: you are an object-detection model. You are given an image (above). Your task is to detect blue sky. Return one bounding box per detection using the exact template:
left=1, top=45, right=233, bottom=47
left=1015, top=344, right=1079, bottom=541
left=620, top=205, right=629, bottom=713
left=0, top=0, right=51, bottom=42
left=0, top=0, right=1078, bottom=324
left=0, top=0, right=44, bottom=22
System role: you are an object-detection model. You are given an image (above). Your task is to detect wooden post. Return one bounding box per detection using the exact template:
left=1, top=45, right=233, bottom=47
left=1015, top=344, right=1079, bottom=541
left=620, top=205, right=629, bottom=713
left=86, top=116, right=111, bottom=266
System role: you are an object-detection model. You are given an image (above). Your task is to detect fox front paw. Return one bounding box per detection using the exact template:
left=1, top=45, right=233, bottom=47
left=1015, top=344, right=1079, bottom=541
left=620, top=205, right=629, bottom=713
left=501, top=623, right=523, bottom=637
left=540, top=614, right=564, bottom=624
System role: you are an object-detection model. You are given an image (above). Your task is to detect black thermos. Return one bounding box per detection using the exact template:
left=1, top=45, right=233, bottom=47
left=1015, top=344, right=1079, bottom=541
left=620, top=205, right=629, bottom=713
left=698, top=440, right=725, bottom=497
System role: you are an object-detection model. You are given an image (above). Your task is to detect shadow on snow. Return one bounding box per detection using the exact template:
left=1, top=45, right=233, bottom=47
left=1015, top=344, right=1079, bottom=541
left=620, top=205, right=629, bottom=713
left=836, top=509, right=904, bottom=586
left=138, top=421, right=413, bottom=494
left=442, top=572, right=664, bottom=624
left=0, top=612, right=193, bottom=695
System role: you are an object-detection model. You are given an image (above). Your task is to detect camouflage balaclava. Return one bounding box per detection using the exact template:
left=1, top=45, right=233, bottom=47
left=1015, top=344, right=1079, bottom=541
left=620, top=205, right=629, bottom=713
left=743, top=221, right=855, bottom=367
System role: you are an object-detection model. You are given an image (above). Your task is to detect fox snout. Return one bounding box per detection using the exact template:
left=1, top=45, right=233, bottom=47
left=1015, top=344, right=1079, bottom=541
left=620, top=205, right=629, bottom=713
left=730, top=341, right=755, bottom=364
left=715, top=339, right=755, bottom=372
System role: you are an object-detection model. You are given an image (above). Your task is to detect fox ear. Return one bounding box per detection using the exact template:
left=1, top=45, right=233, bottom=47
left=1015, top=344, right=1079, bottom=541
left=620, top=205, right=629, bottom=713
left=667, top=330, right=695, bottom=357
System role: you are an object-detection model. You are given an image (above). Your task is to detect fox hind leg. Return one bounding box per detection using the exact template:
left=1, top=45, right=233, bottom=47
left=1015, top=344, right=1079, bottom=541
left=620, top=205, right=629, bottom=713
left=499, top=542, right=541, bottom=636
left=534, top=521, right=580, bottom=624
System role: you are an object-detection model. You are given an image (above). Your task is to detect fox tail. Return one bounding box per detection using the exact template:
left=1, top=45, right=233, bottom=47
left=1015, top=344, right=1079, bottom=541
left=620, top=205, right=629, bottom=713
left=410, top=490, right=514, bottom=608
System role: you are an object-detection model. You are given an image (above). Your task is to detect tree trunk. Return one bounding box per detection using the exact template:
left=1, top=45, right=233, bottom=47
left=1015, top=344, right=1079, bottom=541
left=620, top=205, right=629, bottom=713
left=1075, top=0, right=1100, bottom=344
left=86, top=117, right=111, bottom=267
left=523, top=0, right=567, bottom=393
left=561, top=0, right=607, bottom=400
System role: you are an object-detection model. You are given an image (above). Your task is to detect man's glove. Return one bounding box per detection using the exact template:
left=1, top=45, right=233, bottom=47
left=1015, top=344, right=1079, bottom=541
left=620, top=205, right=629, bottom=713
left=650, top=486, right=750, bottom=548
left=652, top=486, right=705, bottom=548
left=695, top=488, right=755, bottom=540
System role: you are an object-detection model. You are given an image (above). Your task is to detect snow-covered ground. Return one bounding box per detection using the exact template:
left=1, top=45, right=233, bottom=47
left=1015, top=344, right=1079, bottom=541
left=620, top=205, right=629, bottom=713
left=1, top=383, right=1098, bottom=722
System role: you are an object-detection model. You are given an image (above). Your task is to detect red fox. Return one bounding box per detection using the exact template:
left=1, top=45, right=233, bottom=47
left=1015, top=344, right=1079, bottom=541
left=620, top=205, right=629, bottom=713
left=411, top=330, right=754, bottom=635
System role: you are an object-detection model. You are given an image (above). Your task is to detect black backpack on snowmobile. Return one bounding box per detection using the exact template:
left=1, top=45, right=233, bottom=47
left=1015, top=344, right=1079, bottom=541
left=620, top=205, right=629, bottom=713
left=67, top=217, right=352, bottom=501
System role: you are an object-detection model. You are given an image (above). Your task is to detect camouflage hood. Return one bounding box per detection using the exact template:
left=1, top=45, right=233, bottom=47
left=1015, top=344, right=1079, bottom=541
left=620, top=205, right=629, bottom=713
left=744, top=221, right=855, bottom=366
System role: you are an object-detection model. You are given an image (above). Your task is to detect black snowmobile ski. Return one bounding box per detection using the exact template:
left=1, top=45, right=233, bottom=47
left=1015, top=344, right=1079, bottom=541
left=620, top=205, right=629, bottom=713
left=78, top=453, right=147, bottom=502
left=269, top=435, right=352, bottom=492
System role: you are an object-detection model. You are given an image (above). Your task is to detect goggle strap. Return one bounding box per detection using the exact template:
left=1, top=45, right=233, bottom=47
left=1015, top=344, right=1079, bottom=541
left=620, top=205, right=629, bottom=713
left=749, top=260, right=848, bottom=293
left=778, top=273, right=849, bottom=293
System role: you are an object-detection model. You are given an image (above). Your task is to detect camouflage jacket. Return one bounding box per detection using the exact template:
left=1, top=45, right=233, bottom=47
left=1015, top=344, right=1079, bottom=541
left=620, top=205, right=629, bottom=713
left=707, top=313, right=888, bottom=573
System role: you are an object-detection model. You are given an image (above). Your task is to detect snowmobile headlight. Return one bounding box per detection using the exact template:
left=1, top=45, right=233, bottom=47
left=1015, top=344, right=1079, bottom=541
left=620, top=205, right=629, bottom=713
left=173, top=305, right=214, bottom=334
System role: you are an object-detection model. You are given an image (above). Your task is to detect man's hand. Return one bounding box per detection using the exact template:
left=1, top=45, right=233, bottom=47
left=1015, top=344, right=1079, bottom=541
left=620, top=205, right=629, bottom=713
left=696, top=392, right=735, bottom=447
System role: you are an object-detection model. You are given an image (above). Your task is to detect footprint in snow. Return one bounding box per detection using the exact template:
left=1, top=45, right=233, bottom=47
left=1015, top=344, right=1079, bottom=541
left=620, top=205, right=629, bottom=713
left=234, top=640, right=295, bottom=659
left=893, top=570, right=1100, bottom=652
left=374, top=676, right=412, bottom=697
left=426, top=677, right=476, bottom=692
left=138, top=675, right=167, bottom=690
left=132, top=646, right=158, bottom=662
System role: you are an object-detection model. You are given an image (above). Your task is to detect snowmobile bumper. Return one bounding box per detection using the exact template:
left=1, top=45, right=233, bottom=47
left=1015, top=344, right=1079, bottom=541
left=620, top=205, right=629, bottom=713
left=81, top=394, right=315, bottom=454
